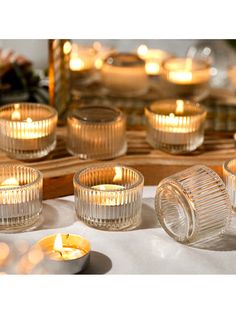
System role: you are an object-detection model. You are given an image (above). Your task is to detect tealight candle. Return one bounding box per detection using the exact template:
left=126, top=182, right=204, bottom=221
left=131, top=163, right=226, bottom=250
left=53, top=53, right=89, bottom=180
left=0, top=103, right=58, bottom=160
left=35, top=233, right=90, bottom=274
left=145, top=99, right=206, bottom=154
left=74, top=165, right=144, bottom=230
left=137, top=45, right=172, bottom=75
left=162, top=57, right=211, bottom=97
left=101, top=53, right=149, bottom=96
left=0, top=164, right=43, bottom=232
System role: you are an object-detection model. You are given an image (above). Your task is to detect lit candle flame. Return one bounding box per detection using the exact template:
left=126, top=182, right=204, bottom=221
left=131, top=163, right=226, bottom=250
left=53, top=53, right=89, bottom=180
left=113, top=167, right=122, bottom=182
left=63, top=41, right=72, bottom=55
left=11, top=104, right=21, bottom=120
left=70, top=58, right=85, bottom=71
left=145, top=62, right=160, bottom=75
left=137, top=44, right=148, bottom=58
left=26, top=117, right=33, bottom=123
left=0, top=177, right=19, bottom=188
left=53, top=233, right=63, bottom=253
left=175, top=100, right=184, bottom=115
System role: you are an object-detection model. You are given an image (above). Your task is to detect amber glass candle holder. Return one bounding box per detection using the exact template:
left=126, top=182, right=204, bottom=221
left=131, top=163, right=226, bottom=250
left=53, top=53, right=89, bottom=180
left=145, top=99, right=206, bottom=154
left=67, top=105, right=127, bottom=160
left=101, top=52, right=149, bottom=97
left=162, top=57, right=211, bottom=98
left=155, top=165, right=232, bottom=244
left=74, top=164, right=144, bottom=231
left=0, top=164, right=43, bottom=232
left=0, top=103, right=58, bottom=160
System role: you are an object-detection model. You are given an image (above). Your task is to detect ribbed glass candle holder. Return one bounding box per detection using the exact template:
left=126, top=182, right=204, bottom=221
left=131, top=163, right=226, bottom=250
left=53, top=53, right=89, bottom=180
left=0, top=164, right=43, bottom=232
left=0, top=103, right=58, bottom=160
left=145, top=99, right=206, bottom=154
left=67, top=106, right=127, bottom=159
left=74, top=165, right=144, bottom=231
left=155, top=165, right=232, bottom=244
left=161, top=57, right=211, bottom=98
left=101, top=53, right=148, bottom=97
left=223, top=158, right=236, bottom=211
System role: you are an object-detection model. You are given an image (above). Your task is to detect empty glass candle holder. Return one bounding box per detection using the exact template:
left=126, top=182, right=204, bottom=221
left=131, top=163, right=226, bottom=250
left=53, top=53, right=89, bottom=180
left=161, top=57, right=211, bottom=98
left=0, top=103, right=58, bottom=160
left=74, top=164, right=144, bottom=231
left=101, top=52, right=149, bottom=97
left=145, top=99, right=206, bottom=154
left=223, top=158, right=236, bottom=211
left=67, top=105, right=127, bottom=159
left=155, top=165, right=232, bottom=244
left=0, top=164, right=43, bottom=232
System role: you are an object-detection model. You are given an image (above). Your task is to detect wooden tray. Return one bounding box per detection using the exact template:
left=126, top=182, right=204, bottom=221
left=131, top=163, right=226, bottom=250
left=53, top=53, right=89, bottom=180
left=1, top=127, right=235, bottom=199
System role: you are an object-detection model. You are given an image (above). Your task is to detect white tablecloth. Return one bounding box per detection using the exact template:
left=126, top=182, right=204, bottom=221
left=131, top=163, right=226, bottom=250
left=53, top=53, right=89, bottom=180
left=2, top=186, right=236, bottom=274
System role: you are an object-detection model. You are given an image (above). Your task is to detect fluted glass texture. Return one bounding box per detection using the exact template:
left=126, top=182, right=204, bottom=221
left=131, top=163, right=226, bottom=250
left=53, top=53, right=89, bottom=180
left=74, top=165, right=144, bottom=230
left=67, top=106, right=127, bottom=159
left=0, top=103, right=58, bottom=160
left=155, top=165, right=232, bottom=244
left=145, top=100, right=206, bottom=154
left=0, top=165, right=43, bottom=232
left=223, top=158, right=236, bottom=211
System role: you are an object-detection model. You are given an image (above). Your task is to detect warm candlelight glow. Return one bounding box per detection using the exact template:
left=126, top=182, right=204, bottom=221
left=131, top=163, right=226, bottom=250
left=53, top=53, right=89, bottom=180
left=53, top=233, right=63, bottom=253
left=145, top=62, right=160, bottom=75
left=94, top=58, right=103, bottom=70
left=0, top=177, right=19, bottom=188
left=11, top=104, right=21, bottom=120
left=113, top=166, right=122, bottom=182
left=63, top=41, right=72, bottom=55
left=175, top=100, right=184, bottom=115
left=137, top=44, right=148, bottom=58
left=70, top=58, right=85, bottom=71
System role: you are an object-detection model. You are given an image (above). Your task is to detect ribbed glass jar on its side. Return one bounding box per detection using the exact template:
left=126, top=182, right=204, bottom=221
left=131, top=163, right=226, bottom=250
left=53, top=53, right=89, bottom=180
left=0, top=103, right=58, bottom=160
left=74, top=165, right=144, bottom=231
left=155, top=165, right=232, bottom=244
left=67, top=106, right=127, bottom=160
left=145, top=99, right=206, bottom=154
left=0, top=164, right=43, bottom=232
left=223, top=158, right=236, bottom=211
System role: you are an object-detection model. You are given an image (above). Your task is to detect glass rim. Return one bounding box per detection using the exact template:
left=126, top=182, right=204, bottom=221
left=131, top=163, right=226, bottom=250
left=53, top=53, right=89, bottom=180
left=104, top=52, right=145, bottom=68
left=223, top=158, right=236, bottom=177
left=0, top=164, right=43, bottom=191
left=145, top=99, right=206, bottom=117
left=0, top=103, right=58, bottom=123
left=67, top=105, right=126, bottom=125
left=73, top=164, right=144, bottom=192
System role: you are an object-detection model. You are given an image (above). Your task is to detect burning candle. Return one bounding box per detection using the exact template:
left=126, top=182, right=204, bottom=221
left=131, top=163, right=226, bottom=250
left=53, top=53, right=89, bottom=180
left=137, top=45, right=172, bottom=75
left=0, top=103, right=58, bottom=160
left=36, top=233, right=91, bottom=274
left=0, top=165, right=43, bottom=232
left=163, top=57, right=211, bottom=85
left=145, top=99, right=206, bottom=154
left=93, top=41, right=116, bottom=70
left=74, top=165, right=144, bottom=230
left=69, top=44, right=96, bottom=72
left=101, top=52, right=148, bottom=96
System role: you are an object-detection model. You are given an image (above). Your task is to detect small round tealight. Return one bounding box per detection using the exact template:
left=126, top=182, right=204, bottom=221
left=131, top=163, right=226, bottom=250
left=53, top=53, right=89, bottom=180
left=155, top=165, right=232, bottom=244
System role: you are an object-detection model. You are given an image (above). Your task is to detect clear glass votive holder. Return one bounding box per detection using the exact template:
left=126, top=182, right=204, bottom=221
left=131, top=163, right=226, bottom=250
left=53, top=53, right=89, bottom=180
left=0, top=103, right=58, bottom=160
left=74, top=165, right=144, bottom=231
left=161, top=57, right=211, bottom=98
left=101, top=52, right=149, bottom=97
left=223, top=158, right=236, bottom=211
left=145, top=99, right=206, bottom=154
left=155, top=165, right=232, bottom=244
left=0, top=164, right=43, bottom=232
left=67, top=105, right=127, bottom=159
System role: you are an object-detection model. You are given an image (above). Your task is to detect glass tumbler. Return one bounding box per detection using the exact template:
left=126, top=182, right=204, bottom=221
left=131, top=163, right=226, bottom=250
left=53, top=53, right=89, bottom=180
left=0, top=103, right=58, bottom=160
left=67, top=105, right=127, bottom=159
left=74, top=164, right=144, bottom=230
left=155, top=165, right=232, bottom=244
left=0, top=164, right=43, bottom=232
left=223, top=158, right=236, bottom=211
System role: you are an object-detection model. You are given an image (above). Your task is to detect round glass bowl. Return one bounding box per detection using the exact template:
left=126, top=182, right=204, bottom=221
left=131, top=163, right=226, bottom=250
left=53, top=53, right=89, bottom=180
left=74, top=165, right=144, bottom=231
left=67, top=105, right=127, bottom=160
left=161, top=57, right=211, bottom=98
left=0, top=164, right=43, bottom=232
left=223, top=158, right=236, bottom=211
left=0, top=103, right=58, bottom=160
left=101, top=53, right=149, bottom=96
left=155, top=165, right=232, bottom=244
left=145, top=99, right=206, bottom=154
